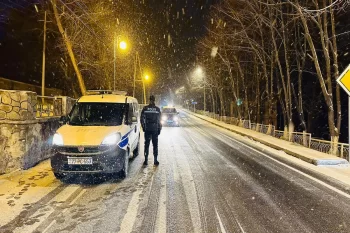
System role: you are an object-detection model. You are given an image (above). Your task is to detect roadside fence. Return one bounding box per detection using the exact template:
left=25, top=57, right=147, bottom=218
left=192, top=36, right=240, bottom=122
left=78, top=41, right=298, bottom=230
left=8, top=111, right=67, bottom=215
left=191, top=109, right=349, bottom=160
left=36, top=96, right=76, bottom=118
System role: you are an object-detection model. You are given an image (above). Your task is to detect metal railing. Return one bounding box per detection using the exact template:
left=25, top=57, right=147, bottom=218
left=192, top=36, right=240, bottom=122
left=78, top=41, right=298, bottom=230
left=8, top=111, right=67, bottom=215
left=310, top=139, right=349, bottom=159
left=189, top=108, right=349, bottom=160
left=36, top=96, right=62, bottom=118
left=36, top=96, right=76, bottom=118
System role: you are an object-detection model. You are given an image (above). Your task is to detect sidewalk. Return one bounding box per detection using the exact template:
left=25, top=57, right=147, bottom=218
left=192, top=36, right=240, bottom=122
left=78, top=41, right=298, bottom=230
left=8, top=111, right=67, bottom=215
left=184, top=109, right=349, bottom=166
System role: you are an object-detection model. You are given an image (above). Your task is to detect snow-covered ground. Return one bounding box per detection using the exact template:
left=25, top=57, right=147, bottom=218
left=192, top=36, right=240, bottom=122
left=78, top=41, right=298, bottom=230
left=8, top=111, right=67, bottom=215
left=0, top=111, right=349, bottom=233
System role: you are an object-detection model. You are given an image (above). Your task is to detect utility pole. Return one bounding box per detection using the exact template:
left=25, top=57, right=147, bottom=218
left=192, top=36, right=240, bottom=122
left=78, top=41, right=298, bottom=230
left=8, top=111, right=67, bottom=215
left=114, top=32, right=117, bottom=91
left=133, top=52, right=137, bottom=97
left=41, top=11, right=47, bottom=96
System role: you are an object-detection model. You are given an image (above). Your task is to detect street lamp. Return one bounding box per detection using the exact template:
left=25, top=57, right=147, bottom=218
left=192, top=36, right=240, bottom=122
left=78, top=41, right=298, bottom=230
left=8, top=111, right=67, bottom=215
left=192, top=66, right=206, bottom=112
left=113, top=33, right=127, bottom=91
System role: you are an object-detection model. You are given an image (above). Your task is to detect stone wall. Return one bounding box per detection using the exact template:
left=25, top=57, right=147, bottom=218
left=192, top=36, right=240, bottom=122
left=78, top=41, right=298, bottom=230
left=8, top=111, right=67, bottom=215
left=0, top=118, right=59, bottom=174
left=0, top=90, right=37, bottom=121
left=0, top=90, right=62, bottom=174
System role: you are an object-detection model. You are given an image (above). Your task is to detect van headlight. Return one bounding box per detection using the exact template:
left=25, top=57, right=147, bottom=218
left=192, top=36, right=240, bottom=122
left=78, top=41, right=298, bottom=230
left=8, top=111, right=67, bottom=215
left=101, top=133, right=121, bottom=145
left=162, top=116, right=167, bottom=121
left=174, top=116, right=179, bottom=121
left=53, top=133, right=64, bottom=146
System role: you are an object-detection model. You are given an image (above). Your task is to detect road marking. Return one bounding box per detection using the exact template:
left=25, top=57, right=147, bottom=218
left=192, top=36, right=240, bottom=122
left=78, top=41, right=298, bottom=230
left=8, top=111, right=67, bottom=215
left=67, top=189, right=87, bottom=206
left=155, top=166, right=167, bottom=233
left=215, top=207, right=227, bottom=233
left=214, top=130, right=350, bottom=199
left=119, top=169, right=153, bottom=233
left=41, top=188, right=86, bottom=233
left=174, top=146, right=202, bottom=233
left=31, top=186, right=82, bottom=233
left=185, top=122, right=248, bottom=233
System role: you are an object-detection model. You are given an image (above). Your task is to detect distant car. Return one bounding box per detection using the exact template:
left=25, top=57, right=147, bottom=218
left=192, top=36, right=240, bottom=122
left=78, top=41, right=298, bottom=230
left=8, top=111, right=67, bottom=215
left=51, top=90, right=141, bottom=180
left=161, top=106, right=180, bottom=126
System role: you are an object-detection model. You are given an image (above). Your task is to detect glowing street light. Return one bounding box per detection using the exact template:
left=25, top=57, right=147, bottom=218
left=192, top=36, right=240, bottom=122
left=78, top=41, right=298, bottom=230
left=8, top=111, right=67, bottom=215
left=145, top=75, right=150, bottom=80
left=119, top=41, right=127, bottom=50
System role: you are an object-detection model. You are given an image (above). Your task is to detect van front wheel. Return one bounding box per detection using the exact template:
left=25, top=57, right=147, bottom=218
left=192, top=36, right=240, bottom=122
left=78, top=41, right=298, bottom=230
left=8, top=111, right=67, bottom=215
left=119, top=152, right=129, bottom=178
left=54, top=172, right=65, bottom=180
left=133, top=137, right=140, bottom=158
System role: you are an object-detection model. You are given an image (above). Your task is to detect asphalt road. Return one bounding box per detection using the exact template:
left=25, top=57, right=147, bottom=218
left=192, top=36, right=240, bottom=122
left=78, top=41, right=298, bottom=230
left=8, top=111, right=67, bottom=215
left=1, top=111, right=350, bottom=233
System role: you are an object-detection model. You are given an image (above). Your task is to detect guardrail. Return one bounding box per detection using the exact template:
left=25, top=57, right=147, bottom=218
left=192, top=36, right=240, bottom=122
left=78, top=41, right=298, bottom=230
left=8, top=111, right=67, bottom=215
left=190, top=109, right=349, bottom=160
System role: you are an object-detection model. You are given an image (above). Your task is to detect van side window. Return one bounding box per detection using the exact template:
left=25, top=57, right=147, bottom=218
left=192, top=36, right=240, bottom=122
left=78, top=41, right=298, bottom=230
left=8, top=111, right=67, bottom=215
left=128, top=103, right=133, bottom=124
left=133, top=103, right=139, bottom=117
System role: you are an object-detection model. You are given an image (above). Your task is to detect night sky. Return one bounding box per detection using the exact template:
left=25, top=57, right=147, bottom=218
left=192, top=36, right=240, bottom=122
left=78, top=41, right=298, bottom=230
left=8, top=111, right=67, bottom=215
left=0, top=0, right=219, bottom=95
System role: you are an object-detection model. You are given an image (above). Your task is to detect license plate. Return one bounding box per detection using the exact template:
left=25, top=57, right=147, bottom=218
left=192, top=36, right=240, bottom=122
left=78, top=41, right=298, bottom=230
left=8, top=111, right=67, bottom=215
left=167, top=120, right=173, bottom=123
left=68, top=157, right=93, bottom=165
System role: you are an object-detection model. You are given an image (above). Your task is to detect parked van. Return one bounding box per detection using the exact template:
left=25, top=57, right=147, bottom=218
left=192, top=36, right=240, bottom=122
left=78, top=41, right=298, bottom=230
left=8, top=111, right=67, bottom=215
left=51, top=90, right=140, bottom=179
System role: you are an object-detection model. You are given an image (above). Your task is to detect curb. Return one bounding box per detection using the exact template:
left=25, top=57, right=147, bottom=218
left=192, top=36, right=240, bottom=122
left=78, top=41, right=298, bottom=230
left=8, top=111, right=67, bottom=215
left=185, top=110, right=349, bottom=166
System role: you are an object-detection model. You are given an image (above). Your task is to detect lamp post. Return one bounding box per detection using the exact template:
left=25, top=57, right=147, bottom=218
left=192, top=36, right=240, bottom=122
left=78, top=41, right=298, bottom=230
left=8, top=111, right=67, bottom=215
left=113, top=33, right=127, bottom=91
left=193, top=66, right=206, bottom=112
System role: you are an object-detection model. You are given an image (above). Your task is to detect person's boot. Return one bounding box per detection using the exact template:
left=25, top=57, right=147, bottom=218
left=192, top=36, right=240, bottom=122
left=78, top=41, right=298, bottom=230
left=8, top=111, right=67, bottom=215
left=143, top=155, right=148, bottom=166
left=154, top=156, right=159, bottom=166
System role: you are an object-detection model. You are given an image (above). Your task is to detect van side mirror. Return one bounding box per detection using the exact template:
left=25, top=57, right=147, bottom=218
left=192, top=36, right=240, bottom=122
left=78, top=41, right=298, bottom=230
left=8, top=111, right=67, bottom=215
left=59, top=116, right=67, bottom=125
left=131, top=116, right=137, bottom=123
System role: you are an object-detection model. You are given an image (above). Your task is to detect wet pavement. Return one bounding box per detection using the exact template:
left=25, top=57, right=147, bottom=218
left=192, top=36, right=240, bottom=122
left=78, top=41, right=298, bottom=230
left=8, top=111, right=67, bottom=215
left=0, top=111, right=350, bottom=233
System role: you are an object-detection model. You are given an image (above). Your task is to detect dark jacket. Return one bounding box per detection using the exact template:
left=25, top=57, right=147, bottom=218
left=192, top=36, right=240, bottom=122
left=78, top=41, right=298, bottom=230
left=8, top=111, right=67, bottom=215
left=141, top=104, right=162, bottom=133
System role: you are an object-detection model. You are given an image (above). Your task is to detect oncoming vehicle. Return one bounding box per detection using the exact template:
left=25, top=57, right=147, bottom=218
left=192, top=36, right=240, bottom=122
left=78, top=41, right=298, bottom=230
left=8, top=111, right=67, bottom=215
left=161, top=106, right=180, bottom=126
left=51, top=90, right=140, bottom=179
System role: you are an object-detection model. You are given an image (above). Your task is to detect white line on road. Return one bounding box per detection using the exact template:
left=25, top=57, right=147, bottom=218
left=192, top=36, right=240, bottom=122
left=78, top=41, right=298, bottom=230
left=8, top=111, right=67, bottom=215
left=118, top=170, right=153, bottom=233
left=215, top=131, right=350, bottom=199
left=40, top=187, right=84, bottom=233
left=174, top=146, right=202, bottom=233
left=42, top=189, right=87, bottom=233
left=214, top=206, right=227, bottom=233
left=68, top=189, right=87, bottom=206
left=155, top=166, right=167, bottom=233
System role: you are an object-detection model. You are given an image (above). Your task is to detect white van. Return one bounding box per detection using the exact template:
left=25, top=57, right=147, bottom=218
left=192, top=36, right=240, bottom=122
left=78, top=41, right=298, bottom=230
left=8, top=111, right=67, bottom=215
left=51, top=91, right=140, bottom=179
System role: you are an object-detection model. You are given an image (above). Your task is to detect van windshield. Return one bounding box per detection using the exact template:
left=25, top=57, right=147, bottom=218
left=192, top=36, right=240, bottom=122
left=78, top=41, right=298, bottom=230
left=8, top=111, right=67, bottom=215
left=68, top=103, right=126, bottom=126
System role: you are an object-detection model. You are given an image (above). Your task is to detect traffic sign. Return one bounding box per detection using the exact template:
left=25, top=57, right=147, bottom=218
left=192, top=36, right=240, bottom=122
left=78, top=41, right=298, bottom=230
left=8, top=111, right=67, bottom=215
left=336, top=64, right=350, bottom=96
left=192, top=102, right=197, bottom=105
left=337, top=64, right=350, bottom=162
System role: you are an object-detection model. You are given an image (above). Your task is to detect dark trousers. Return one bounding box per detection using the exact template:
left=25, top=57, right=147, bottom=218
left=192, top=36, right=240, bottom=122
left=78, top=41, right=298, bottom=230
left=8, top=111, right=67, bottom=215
left=144, top=131, right=158, bottom=159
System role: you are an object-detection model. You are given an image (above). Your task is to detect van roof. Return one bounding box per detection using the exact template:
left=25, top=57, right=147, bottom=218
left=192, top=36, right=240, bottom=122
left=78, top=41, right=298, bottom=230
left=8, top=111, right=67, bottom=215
left=78, top=94, right=138, bottom=104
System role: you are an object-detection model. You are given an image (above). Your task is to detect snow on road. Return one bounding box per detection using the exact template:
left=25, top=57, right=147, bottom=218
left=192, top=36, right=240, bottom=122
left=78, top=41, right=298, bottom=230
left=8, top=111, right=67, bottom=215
left=0, top=111, right=350, bottom=233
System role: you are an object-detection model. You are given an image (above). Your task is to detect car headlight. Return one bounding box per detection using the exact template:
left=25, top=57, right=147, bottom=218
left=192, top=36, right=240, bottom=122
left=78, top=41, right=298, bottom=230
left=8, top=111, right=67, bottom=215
left=53, top=133, right=64, bottom=146
left=174, top=116, right=179, bottom=121
left=101, top=133, right=121, bottom=145
left=162, top=116, right=167, bottom=121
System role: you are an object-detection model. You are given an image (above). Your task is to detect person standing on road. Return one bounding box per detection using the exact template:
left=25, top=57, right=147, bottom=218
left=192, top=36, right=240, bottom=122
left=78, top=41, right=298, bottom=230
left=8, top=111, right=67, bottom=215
left=141, top=95, right=162, bottom=166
